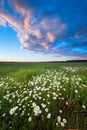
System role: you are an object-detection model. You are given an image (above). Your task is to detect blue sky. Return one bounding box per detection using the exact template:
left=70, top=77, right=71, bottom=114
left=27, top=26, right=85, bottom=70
left=0, top=0, right=87, bottom=61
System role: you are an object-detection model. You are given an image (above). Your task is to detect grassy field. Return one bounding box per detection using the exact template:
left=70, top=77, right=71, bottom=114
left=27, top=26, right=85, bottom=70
left=0, top=61, right=87, bottom=81
left=0, top=62, right=87, bottom=130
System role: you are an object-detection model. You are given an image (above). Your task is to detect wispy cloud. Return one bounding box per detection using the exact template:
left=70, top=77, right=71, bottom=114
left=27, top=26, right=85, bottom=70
left=0, top=0, right=87, bottom=59
left=0, top=17, right=6, bottom=26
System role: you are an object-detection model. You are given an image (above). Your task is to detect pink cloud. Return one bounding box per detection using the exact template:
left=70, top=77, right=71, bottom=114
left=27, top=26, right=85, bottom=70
left=0, top=7, right=23, bottom=31
left=0, top=1, right=68, bottom=57
left=47, top=32, right=55, bottom=42
left=0, top=17, right=6, bottom=27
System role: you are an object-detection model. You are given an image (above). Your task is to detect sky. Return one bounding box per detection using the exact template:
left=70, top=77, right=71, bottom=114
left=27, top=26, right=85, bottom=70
left=0, top=0, right=87, bottom=62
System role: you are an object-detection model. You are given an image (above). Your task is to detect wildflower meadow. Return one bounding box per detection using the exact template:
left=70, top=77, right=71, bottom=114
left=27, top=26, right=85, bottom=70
left=0, top=62, right=87, bottom=130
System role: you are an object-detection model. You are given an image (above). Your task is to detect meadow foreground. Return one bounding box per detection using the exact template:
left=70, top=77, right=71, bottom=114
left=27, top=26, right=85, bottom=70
left=0, top=62, right=87, bottom=130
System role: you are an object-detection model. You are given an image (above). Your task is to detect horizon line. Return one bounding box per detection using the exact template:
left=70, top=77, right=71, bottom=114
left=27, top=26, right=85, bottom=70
left=0, top=59, right=87, bottom=63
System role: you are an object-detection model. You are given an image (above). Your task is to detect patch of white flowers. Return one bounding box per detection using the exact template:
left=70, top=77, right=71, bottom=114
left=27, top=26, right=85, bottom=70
left=47, top=113, right=51, bottom=119
left=0, top=69, right=87, bottom=129
left=56, top=116, right=67, bottom=127
left=10, top=106, right=18, bottom=115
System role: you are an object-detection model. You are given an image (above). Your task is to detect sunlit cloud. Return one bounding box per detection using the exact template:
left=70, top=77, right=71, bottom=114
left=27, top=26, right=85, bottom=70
left=0, top=0, right=87, bottom=59
left=47, top=32, right=55, bottom=42
left=0, top=17, right=6, bottom=27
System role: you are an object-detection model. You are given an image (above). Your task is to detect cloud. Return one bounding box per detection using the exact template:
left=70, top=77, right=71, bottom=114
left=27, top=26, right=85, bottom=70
left=0, top=0, right=87, bottom=59
left=0, top=17, right=6, bottom=26
left=47, top=32, right=55, bottom=42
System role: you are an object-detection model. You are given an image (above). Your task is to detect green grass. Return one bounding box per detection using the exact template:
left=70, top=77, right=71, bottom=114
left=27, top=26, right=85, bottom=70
left=0, top=62, right=87, bottom=130
left=0, top=61, right=87, bottom=80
